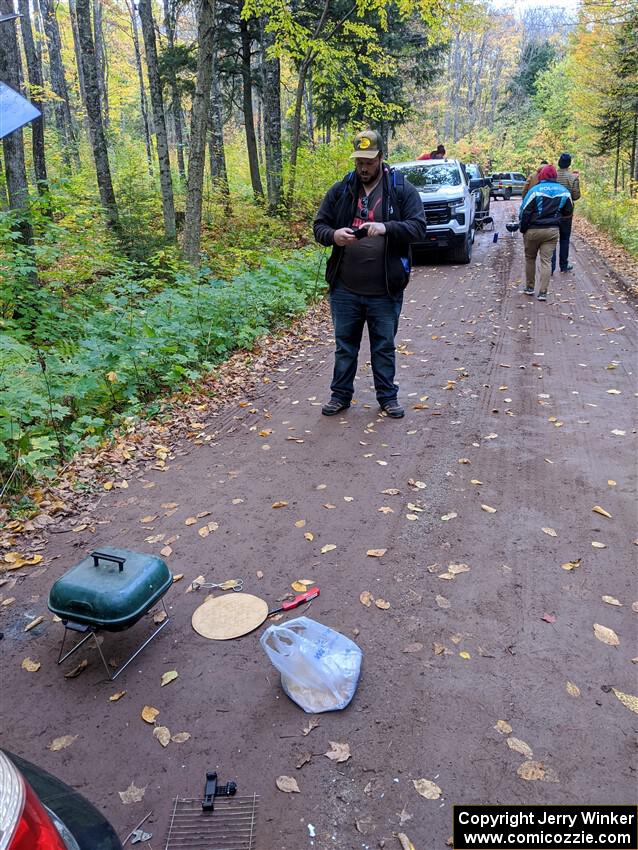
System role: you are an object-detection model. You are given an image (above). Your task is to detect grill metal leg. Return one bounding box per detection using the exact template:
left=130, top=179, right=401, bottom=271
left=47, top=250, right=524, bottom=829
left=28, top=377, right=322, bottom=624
left=56, top=599, right=170, bottom=681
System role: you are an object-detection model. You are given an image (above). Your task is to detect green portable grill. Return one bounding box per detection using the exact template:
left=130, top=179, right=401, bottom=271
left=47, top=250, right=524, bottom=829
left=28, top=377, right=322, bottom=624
left=48, top=548, right=173, bottom=680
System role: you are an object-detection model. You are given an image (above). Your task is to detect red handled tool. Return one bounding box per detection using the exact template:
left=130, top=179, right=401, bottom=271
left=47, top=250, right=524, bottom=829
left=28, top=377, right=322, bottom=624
left=268, top=587, right=320, bottom=616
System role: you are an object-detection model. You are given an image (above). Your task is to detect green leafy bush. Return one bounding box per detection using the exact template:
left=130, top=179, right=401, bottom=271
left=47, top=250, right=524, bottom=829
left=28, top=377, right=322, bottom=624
left=0, top=251, right=326, bottom=492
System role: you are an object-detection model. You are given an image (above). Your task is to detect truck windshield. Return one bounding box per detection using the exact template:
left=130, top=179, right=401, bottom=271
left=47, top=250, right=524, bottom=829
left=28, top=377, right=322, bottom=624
left=400, top=164, right=462, bottom=188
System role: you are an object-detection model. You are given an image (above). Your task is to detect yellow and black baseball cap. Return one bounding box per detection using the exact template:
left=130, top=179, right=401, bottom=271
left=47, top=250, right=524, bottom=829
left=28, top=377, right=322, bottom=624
left=351, top=129, right=383, bottom=159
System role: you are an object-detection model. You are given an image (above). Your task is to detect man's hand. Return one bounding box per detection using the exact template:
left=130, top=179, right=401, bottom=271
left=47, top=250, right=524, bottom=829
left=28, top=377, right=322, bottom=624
left=364, top=222, right=386, bottom=237
left=333, top=227, right=358, bottom=246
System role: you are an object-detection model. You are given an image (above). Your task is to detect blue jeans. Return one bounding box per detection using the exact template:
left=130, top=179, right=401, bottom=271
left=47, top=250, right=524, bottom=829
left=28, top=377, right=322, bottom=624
left=329, top=282, right=403, bottom=405
left=551, top=216, right=573, bottom=272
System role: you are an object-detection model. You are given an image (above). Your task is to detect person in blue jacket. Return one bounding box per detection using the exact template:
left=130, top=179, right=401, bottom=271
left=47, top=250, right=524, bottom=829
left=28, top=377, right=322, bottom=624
left=519, top=164, right=573, bottom=301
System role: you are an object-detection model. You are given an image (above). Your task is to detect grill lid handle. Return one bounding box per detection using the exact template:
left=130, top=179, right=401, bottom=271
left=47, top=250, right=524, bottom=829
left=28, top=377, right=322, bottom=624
left=92, top=551, right=126, bottom=572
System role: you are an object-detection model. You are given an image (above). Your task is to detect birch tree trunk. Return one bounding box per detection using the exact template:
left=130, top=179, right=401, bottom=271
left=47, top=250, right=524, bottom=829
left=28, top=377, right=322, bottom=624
left=75, top=0, right=119, bottom=229
left=162, top=0, right=186, bottom=181
left=260, top=20, right=282, bottom=214
left=138, top=0, right=176, bottom=239
left=68, top=0, right=86, bottom=106
left=17, top=0, right=48, bottom=192
left=184, top=0, right=216, bottom=263
left=125, top=0, right=152, bottom=174
left=92, top=0, right=109, bottom=128
left=0, top=0, right=36, bottom=279
left=208, top=47, right=230, bottom=208
left=285, top=53, right=310, bottom=211
left=40, top=0, right=80, bottom=168
left=238, top=4, right=263, bottom=200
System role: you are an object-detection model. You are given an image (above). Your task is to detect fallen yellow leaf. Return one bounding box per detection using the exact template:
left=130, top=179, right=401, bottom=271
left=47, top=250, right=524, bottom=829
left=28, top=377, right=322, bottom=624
left=198, top=522, right=218, bottom=537
left=161, top=670, right=178, bottom=687
left=21, top=657, right=41, bottom=672
left=592, top=541, right=607, bottom=549
left=542, top=527, right=557, bottom=537
left=507, top=737, right=533, bottom=758
left=366, top=548, right=387, bottom=558
left=375, top=598, right=390, bottom=610
left=24, top=616, right=44, bottom=632
left=320, top=544, right=336, bottom=554
left=359, top=591, right=373, bottom=607
left=561, top=558, right=581, bottom=571
left=304, top=532, right=314, bottom=541
left=141, top=706, right=159, bottom=723
left=481, top=504, right=497, bottom=513
left=494, top=720, right=512, bottom=735
left=272, top=501, right=288, bottom=509
left=612, top=688, right=638, bottom=714
left=459, top=651, right=471, bottom=660
left=153, top=726, right=171, bottom=747
left=602, top=595, right=621, bottom=606
left=109, top=691, right=126, bottom=702
left=294, top=519, right=306, bottom=528
left=592, top=505, right=612, bottom=519
left=48, top=735, right=77, bottom=752
left=412, top=778, right=442, bottom=800
left=593, top=623, right=620, bottom=646
left=566, top=681, right=580, bottom=697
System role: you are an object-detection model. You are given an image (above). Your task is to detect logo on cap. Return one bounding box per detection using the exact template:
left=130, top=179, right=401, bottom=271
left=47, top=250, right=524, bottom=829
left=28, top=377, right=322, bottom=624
left=358, top=137, right=371, bottom=150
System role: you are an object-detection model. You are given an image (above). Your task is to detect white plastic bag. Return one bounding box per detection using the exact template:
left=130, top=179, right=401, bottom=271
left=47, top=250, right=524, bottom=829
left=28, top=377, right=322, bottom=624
left=260, top=617, right=362, bottom=713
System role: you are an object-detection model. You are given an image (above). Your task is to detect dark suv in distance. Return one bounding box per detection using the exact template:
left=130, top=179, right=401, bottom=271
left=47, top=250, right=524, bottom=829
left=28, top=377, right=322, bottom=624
left=489, top=171, right=527, bottom=199
left=464, top=163, right=491, bottom=217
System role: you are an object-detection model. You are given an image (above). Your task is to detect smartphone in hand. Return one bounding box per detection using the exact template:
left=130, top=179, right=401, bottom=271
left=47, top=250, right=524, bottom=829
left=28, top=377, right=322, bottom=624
left=349, top=227, right=368, bottom=240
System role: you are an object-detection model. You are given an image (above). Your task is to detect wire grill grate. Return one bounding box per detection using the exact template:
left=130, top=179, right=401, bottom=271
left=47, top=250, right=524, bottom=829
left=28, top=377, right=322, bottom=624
left=164, top=796, right=259, bottom=850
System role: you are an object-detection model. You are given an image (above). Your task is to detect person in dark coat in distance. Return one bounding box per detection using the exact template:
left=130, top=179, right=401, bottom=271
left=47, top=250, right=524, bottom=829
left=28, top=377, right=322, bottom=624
left=313, top=130, right=427, bottom=418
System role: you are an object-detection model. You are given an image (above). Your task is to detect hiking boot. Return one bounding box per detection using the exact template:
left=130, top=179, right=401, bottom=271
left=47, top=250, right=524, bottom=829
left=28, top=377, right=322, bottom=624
left=537, top=292, right=547, bottom=302
left=523, top=287, right=534, bottom=296
left=560, top=264, right=574, bottom=272
left=381, top=400, right=405, bottom=419
left=321, top=398, right=350, bottom=416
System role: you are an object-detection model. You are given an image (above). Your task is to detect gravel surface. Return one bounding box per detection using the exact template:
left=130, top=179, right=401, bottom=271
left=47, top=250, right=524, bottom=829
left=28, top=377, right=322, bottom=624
left=2, top=199, right=636, bottom=850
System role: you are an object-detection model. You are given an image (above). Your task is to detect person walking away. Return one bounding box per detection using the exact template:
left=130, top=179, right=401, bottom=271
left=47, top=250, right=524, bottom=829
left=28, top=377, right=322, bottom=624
left=552, top=152, right=581, bottom=273
left=519, top=164, right=573, bottom=302
left=522, top=160, right=548, bottom=197
left=313, top=130, right=427, bottom=418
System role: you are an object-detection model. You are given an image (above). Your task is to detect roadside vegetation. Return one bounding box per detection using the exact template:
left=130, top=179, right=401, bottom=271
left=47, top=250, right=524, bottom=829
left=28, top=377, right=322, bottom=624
left=1, top=0, right=635, bottom=500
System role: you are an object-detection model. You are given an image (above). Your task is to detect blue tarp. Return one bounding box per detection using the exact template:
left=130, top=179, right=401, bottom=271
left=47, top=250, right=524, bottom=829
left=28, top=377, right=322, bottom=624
left=0, top=81, right=41, bottom=139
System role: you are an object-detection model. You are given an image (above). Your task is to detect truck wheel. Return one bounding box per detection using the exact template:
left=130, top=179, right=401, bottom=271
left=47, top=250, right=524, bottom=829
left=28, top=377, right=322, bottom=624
left=450, top=229, right=473, bottom=264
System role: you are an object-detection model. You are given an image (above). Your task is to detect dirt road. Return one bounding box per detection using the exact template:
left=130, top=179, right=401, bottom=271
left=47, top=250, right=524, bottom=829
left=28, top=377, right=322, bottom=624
left=2, top=200, right=636, bottom=849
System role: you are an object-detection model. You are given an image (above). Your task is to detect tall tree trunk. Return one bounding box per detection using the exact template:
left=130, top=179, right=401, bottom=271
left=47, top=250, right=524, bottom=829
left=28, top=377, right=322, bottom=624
left=303, top=69, right=314, bottom=148
left=138, top=0, right=176, bottom=239
left=184, top=0, right=216, bottom=263
left=39, top=0, right=80, bottom=169
left=260, top=20, right=282, bottom=214
left=286, top=53, right=311, bottom=211
left=17, top=0, right=48, bottom=193
left=162, top=0, right=186, bottom=181
left=238, top=4, right=263, bottom=200
left=75, top=0, right=119, bottom=229
left=613, top=120, right=621, bottom=193
left=125, top=0, right=152, bottom=175
left=630, top=107, right=637, bottom=196
left=0, top=0, right=37, bottom=286
left=68, top=0, right=86, bottom=105
left=92, top=0, right=109, bottom=128
left=208, top=48, right=230, bottom=207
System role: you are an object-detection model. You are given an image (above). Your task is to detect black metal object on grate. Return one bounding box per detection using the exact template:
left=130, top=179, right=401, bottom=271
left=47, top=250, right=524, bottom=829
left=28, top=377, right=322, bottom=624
left=164, top=796, right=259, bottom=850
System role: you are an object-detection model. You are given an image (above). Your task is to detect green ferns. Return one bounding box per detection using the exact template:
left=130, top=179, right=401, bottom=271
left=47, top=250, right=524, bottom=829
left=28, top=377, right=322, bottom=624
left=0, top=252, right=326, bottom=492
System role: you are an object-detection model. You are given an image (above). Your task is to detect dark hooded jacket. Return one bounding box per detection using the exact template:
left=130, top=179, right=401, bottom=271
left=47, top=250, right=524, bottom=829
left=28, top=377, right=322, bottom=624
left=313, top=164, right=427, bottom=297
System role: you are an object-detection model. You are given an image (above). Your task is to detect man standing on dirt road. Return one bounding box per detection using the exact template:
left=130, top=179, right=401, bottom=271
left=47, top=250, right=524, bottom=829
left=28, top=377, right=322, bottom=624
left=552, top=152, right=581, bottom=274
left=313, top=130, right=427, bottom=419
left=519, top=163, right=573, bottom=301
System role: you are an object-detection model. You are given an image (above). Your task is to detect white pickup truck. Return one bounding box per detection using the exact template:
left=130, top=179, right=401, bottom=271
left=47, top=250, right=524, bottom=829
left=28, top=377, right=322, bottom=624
left=393, top=158, right=482, bottom=264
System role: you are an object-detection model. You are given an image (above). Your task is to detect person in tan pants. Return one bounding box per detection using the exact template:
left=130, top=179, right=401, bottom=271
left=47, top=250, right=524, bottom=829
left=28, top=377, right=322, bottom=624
left=519, top=164, right=573, bottom=301
left=524, top=228, right=558, bottom=298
